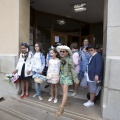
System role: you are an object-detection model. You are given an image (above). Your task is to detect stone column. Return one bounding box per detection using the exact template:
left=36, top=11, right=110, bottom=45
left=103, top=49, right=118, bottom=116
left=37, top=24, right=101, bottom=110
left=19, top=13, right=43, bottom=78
left=102, top=0, right=120, bottom=120
left=0, top=0, right=30, bottom=95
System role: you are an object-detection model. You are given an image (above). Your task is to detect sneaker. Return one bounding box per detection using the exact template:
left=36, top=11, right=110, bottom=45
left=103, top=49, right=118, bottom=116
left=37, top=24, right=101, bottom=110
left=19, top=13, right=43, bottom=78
left=38, top=96, right=43, bottom=101
left=48, top=97, right=54, bottom=102
left=68, top=89, right=74, bottom=92
left=71, top=92, right=78, bottom=97
left=54, top=98, right=58, bottom=103
left=33, top=94, right=37, bottom=98
left=83, top=100, right=94, bottom=107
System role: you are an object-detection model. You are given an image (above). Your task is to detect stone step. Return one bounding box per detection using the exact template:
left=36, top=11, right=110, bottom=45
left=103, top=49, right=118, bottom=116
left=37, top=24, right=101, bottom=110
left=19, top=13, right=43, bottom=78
left=0, top=106, right=36, bottom=120
left=0, top=107, right=21, bottom=120
left=0, top=97, right=102, bottom=120
left=0, top=97, right=75, bottom=120
left=11, top=97, right=101, bottom=120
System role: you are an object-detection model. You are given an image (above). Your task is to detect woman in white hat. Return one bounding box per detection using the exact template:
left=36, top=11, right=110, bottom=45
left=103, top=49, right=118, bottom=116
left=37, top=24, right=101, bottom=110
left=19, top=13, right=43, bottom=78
left=56, top=45, right=79, bottom=116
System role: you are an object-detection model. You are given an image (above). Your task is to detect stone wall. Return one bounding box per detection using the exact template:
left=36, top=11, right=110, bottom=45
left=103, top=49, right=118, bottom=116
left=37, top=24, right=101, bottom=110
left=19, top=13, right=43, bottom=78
left=102, top=0, right=120, bottom=120
left=0, top=55, right=20, bottom=95
left=0, top=0, right=30, bottom=96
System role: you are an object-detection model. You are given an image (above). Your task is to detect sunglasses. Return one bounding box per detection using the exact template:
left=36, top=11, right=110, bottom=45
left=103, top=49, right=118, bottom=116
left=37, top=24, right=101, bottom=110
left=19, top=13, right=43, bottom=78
left=60, top=50, right=67, bottom=53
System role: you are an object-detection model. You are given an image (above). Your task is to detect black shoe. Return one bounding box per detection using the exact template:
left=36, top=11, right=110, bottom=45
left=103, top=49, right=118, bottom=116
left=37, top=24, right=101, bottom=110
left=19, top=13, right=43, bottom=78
left=0, top=97, right=4, bottom=101
left=45, top=84, right=49, bottom=88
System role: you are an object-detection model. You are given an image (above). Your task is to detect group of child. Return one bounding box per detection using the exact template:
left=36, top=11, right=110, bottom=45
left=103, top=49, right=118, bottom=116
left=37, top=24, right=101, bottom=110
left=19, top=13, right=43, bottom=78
left=13, top=42, right=79, bottom=116
left=13, top=39, right=103, bottom=116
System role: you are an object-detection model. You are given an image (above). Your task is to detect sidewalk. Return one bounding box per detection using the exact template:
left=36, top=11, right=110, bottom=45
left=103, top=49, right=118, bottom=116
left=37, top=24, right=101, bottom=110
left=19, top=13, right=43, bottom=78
left=28, top=90, right=102, bottom=119
left=0, top=89, right=102, bottom=120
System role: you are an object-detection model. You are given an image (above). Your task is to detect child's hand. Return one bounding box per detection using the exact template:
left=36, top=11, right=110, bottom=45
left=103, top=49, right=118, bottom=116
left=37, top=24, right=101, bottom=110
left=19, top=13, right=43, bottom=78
left=13, top=69, right=18, bottom=74
left=27, top=70, right=31, bottom=75
left=94, top=75, right=99, bottom=82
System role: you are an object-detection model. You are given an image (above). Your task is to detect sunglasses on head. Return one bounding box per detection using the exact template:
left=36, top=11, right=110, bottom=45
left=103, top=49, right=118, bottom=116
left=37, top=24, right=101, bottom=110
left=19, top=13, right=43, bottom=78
left=60, top=50, right=67, bottom=53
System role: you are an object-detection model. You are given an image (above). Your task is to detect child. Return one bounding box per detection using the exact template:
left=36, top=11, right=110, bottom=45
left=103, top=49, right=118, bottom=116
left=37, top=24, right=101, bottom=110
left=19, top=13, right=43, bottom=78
left=32, top=43, right=45, bottom=100
left=13, top=43, right=32, bottom=99
left=70, top=42, right=80, bottom=97
left=56, top=45, right=79, bottom=116
left=83, top=45, right=103, bottom=107
left=47, top=48, right=60, bottom=103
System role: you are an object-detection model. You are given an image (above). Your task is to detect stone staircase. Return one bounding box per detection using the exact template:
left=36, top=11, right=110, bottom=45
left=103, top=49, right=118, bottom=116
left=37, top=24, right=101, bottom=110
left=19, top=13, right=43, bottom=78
left=0, top=97, right=102, bottom=120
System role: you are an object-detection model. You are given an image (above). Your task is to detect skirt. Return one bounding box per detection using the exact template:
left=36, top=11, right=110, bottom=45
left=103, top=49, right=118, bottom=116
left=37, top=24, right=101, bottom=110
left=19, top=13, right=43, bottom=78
left=47, top=73, right=59, bottom=84
left=60, top=74, right=73, bottom=85
left=19, top=63, right=32, bottom=80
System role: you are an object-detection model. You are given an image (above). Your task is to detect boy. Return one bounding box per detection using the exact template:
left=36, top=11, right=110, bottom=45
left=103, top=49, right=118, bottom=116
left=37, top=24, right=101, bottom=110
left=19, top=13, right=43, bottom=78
left=83, top=45, right=103, bottom=107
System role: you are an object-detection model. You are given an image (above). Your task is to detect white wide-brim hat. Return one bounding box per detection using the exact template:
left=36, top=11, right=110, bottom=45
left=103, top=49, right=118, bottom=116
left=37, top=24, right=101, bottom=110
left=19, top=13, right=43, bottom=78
left=56, top=45, right=72, bottom=56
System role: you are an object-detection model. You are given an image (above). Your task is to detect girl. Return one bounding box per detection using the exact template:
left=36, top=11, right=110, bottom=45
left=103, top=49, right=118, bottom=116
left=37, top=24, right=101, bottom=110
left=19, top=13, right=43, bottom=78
left=32, top=43, right=45, bottom=100
left=47, top=48, right=60, bottom=103
left=70, top=42, right=80, bottom=97
left=56, top=45, right=79, bottom=116
left=13, top=43, right=32, bottom=99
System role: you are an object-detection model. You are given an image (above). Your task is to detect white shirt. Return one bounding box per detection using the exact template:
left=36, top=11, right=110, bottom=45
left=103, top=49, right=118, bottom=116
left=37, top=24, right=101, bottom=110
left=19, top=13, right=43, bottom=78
left=86, top=52, right=97, bottom=82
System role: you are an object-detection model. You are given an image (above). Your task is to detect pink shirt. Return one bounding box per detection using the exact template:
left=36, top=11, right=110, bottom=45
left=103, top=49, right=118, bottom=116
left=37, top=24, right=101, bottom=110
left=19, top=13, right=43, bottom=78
left=72, top=50, right=80, bottom=74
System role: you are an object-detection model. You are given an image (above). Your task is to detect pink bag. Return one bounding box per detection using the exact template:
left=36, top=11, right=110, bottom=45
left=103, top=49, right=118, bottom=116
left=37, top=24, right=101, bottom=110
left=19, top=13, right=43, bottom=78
left=11, top=73, right=19, bottom=83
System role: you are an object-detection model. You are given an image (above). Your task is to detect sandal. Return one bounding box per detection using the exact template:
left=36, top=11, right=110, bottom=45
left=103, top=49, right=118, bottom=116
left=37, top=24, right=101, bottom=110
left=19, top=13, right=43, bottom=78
left=48, top=97, right=54, bottom=102
left=56, top=107, right=64, bottom=116
left=26, top=94, right=29, bottom=97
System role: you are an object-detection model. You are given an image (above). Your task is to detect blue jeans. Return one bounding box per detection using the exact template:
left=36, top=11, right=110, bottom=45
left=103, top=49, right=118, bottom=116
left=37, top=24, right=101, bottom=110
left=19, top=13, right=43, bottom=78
left=35, top=83, right=41, bottom=96
left=80, top=71, right=85, bottom=80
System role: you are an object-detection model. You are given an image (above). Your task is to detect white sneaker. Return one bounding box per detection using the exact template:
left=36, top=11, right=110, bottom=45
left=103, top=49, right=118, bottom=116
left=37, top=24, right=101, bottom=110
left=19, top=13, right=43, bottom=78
left=71, top=92, right=78, bottom=97
left=54, top=98, right=58, bottom=103
left=68, top=89, right=74, bottom=92
left=33, top=94, right=37, bottom=97
left=83, top=100, right=94, bottom=107
left=48, top=97, right=54, bottom=102
left=38, top=96, right=43, bottom=101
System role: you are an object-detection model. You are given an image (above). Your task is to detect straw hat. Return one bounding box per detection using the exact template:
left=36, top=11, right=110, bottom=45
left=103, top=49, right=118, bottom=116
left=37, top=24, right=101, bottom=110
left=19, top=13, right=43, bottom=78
left=56, top=45, right=72, bottom=56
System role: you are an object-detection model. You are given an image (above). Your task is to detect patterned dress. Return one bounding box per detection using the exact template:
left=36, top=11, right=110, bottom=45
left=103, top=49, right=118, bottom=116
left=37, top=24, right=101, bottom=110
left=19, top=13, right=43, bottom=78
left=60, top=56, right=79, bottom=85
left=47, top=58, right=60, bottom=84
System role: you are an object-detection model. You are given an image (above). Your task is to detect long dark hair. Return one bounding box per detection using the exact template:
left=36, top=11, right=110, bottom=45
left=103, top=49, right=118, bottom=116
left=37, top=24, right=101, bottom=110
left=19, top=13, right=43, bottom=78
left=49, top=48, right=60, bottom=59
left=35, top=42, right=45, bottom=54
left=82, top=38, right=89, bottom=46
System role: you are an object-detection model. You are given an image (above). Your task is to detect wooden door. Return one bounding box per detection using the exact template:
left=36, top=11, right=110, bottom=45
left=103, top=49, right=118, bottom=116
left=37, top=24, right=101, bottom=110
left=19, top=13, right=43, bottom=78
left=51, top=32, right=67, bottom=45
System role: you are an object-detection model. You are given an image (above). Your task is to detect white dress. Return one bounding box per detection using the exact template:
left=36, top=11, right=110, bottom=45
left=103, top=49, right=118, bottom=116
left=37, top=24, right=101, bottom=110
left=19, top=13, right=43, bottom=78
left=47, top=58, right=60, bottom=84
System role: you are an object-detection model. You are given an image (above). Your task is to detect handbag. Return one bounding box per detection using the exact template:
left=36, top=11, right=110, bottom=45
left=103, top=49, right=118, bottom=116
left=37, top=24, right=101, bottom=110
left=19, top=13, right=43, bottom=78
left=33, top=74, right=47, bottom=83
left=34, top=78, right=43, bottom=83
left=42, top=66, right=48, bottom=76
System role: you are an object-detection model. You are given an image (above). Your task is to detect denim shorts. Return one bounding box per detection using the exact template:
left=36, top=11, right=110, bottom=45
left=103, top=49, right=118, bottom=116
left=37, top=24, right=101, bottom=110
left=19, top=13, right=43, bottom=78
left=88, top=82, right=97, bottom=93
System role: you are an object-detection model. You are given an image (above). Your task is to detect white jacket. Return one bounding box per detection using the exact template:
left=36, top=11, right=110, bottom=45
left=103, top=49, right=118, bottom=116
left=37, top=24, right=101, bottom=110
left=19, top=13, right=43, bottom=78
left=16, top=52, right=33, bottom=77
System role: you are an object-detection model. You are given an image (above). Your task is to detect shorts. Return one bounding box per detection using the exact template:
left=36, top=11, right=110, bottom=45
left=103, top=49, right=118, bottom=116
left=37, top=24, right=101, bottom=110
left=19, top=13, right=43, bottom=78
left=88, top=82, right=97, bottom=93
